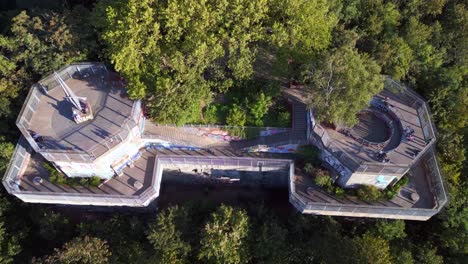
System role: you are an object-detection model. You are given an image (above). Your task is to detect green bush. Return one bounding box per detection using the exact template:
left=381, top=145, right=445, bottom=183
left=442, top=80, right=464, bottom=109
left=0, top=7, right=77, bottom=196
left=315, top=172, right=333, bottom=188
left=226, top=104, right=247, bottom=126
left=384, top=176, right=409, bottom=199
left=247, top=92, right=272, bottom=126
left=297, top=145, right=321, bottom=165
left=356, top=185, right=383, bottom=202
left=90, top=176, right=102, bottom=187
left=276, top=111, right=291, bottom=127
left=43, top=162, right=102, bottom=187
left=313, top=168, right=336, bottom=193
left=334, top=187, right=345, bottom=197
left=203, top=104, right=220, bottom=124
left=303, top=163, right=314, bottom=174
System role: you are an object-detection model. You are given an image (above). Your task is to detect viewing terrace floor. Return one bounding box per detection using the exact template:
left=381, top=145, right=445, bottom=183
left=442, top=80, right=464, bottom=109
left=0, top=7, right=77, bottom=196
left=18, top=147, right=293, bottom=197
left=322, top=87, right=428, bottom=167
left=293, top=157, right=435, bottom=210
left=27, top=74, right=133, bottom=157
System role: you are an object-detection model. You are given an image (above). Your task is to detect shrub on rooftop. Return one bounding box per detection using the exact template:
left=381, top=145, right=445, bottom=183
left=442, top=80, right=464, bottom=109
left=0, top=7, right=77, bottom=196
left=357, top=185, right=383, bottom=202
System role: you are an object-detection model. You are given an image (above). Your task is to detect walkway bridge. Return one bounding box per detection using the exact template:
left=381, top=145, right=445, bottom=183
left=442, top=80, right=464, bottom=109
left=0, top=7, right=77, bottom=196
left=143, top=97, right=309, bottom=151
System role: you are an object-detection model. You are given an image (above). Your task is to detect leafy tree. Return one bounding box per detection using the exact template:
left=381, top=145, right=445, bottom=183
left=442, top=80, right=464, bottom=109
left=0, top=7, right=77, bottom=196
left=250, top=219, right=287, bottom=264
left=375, top=37, right=413, bottom=80
left=198, top=205, right=250, bottom=264
left=94, top=0, right=269, bottom=125
left=351, top=233, right=392, bottom=264
left=268, top=0, right=337, bottom=55
left=147, top=206, right=191, bottom=264
left=226, top=104, right=247, bottom=127
left=0, top=196, right=22, bottom=264
left=302, top=46, right=383, bottom=126
left=369, top=220, right=406, bottom=241
left=39, top=236, right=111, bottom=264
left=413, top=244, right=444, bottom=264
left=36, top=210, right=72, bottom=242
left=0, top=138, right=14, bottom=174
left=247, top=92, right=272, bottom=126
left=78, top=215, right=149, bottom=264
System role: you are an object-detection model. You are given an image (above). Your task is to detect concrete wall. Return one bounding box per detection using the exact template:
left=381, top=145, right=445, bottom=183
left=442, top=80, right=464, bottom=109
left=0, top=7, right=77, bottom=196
left=340, top=172, right=399, bottom=189
left=54, top=125, right=144, bottom=179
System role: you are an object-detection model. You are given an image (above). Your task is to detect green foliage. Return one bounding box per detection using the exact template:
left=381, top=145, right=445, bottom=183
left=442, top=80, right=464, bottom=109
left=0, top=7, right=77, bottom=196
left=351, top=233, right=392, bottom=264
left=302, top=46, right=384, bottom=126
left=0, top=138, right=14, bottom=175
left=356, top=185, right=383, bottom=202
left=269, top=0, right=337, bottom=56
left=370, top=220, right=406, bottom=241
left=37, top=211, right=71, bottom=242
left=385, top=175, right=409, bottom=199
left=303, top=163, right=314, bottom=174
left=247, top=92, right=272, bottom=126
left=376, top=37, right=413, bottom=80
left=314, top=169, right=333, bottom=189
left=39, top=236, right=111, bottom=264
left=226, top=104, right=247, bottom=127
left=44, top=163, right=102, bottom=187
left=414, top=244, right=444, bottom=264
left=198, top=205, right=250, bottom=264
left=202, top=105, right=222, bottom=125
left=94, top=0, right=269, bottom=125
left=0, top=196, right=22, bottom=264
left=147, top=206, right=191, bottom=264
left=297, top=145, right=321, bottom=165
left=78, top=215, right=149, bottom=264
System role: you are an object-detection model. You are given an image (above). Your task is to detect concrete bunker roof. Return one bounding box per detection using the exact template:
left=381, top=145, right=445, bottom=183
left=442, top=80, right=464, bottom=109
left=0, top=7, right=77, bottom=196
left=16, top=63, right=138, bottom=158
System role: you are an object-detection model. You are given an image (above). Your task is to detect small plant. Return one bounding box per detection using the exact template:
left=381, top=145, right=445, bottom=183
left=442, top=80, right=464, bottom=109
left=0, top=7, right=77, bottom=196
left=297, top=145, right=321, bottom=166
left=226, top=104, right=247, bottom=126
left=385, top=176, right=409, bottom=199
left=357, top=185, right=383, bottom=202
left=303, top=163, right=314, bottom=174
left=313, top=168, right=335, bottom=193
left=334, top=187, right=345, bottom=197
left=90, top=176, right=102, bottom=187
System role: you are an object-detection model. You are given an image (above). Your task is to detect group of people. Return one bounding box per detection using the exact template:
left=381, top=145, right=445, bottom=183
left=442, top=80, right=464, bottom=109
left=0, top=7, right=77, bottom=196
left=377, top=151, right=390, bottom=163
left=405, top=126, right=415, bottom=141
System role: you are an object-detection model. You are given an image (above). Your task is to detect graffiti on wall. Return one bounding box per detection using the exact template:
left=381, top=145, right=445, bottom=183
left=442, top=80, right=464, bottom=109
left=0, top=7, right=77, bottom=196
left=247, top=144, right=299, bottom=153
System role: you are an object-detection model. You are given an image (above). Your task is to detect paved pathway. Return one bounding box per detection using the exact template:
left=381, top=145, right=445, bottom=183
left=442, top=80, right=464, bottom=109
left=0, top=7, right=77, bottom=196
left=143, top=97, right=309, bottom=150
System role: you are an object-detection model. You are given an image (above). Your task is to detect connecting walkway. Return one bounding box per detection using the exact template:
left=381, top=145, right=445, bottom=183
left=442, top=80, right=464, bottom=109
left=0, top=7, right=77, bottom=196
left=143, top=98, right=309, bottom=151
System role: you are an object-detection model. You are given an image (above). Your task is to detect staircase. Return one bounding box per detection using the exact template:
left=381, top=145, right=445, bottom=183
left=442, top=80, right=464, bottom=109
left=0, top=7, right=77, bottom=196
left=291, top=100, right=308, bottom=141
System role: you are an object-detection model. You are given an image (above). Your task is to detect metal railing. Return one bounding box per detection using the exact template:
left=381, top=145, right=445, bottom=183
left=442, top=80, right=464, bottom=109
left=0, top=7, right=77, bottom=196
left=2, top=136, right=31, bottom=193
left=14, top=63, right=140, bottom=162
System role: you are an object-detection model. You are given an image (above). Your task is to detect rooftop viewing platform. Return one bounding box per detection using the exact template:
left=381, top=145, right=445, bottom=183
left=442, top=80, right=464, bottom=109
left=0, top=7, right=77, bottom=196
left=16, top=63, right=138, bottom=160
left=312, top=78, right=437, bottom=174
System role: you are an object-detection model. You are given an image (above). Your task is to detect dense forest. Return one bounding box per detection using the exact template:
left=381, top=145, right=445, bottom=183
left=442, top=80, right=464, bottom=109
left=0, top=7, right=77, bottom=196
left=0, top=0, right=466, bottom=263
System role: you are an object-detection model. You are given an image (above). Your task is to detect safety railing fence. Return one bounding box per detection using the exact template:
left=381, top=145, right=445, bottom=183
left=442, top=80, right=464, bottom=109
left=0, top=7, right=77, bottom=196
left=2, top=136, right=31, bottom=193
left=13, top=63, right=139, bottom=162
left=157, top=155, right=292, bottom=169
left=4, top=153, right=292, bottom=206
left=423, top=147, right=448, bottom=209
left=385, top=77, right=437, bottom=143
left=290, top=192, right=438, bottom=218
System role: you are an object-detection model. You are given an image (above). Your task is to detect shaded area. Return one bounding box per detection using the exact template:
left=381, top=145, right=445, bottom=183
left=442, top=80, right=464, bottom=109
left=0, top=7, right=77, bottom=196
left=352, top=111, right=390, bottom=143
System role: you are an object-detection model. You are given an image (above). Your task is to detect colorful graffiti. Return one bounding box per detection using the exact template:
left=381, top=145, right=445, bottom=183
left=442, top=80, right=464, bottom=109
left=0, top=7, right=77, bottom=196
left=181, top=127, right=289, bottom=142
left=146, top=142, right=201, bottom=151
left=247, top=144, right=299, bottom=153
